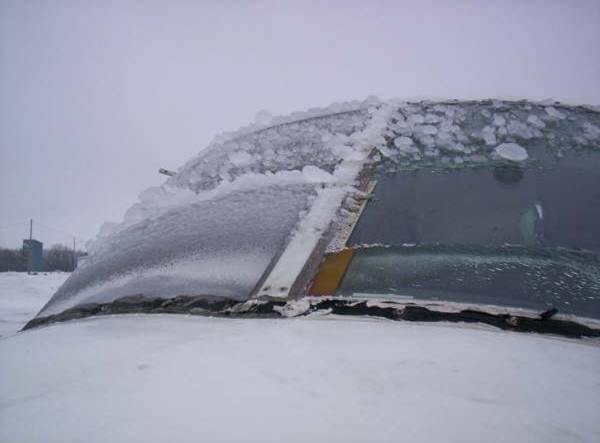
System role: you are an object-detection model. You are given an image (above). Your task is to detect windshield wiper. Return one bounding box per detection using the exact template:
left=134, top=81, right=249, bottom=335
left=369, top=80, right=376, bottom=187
left=23, top=294, right=600, bottom=339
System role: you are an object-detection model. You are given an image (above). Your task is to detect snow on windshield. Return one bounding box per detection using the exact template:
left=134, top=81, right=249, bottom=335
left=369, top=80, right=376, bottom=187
left=38, top=99, right=600, bottom=320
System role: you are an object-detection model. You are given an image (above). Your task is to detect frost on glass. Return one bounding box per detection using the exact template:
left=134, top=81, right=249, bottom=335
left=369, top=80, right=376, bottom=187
left=38, top=186, right=314, bottom=317
left=344, top=149, right=600, bottom=318
left=339, top=245, right=600, bottom=319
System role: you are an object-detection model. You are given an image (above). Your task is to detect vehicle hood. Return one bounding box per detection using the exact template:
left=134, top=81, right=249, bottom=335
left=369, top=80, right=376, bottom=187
left=1, top=314, right=599, bottom=443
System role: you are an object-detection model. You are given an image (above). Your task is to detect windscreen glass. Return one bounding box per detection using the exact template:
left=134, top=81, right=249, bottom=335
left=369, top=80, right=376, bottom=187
left=341, top=150, right=600, bottom=318
left=38, top=185, right=314, bottom=317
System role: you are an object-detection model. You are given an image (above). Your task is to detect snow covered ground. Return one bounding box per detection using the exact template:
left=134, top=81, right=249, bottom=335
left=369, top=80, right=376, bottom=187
left=0, top=272, right=69, bottom=338
left=1, top=314, right=599, bottom=443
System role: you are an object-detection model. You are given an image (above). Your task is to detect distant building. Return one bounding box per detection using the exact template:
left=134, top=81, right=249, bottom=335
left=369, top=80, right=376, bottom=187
left=23, top=239, right=43, bottom=272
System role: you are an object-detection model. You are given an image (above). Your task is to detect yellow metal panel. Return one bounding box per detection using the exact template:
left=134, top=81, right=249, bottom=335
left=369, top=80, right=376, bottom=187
left=309, top=248, right=355, bottom=296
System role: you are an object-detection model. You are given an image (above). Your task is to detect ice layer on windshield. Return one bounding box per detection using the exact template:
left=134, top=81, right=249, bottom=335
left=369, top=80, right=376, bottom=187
left=38, top=186, right=314, bottom=317
left=38, top=98, right=600, bottom=320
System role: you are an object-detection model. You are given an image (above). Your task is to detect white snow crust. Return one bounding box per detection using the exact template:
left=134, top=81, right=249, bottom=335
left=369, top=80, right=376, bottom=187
left=1, top=315, right=599, bottom=443
left=494, top=142, right=529, bottom=161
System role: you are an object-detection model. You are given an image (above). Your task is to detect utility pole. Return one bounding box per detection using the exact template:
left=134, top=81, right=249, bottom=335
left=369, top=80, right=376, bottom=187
left=29, top=218, right=33, bottom=241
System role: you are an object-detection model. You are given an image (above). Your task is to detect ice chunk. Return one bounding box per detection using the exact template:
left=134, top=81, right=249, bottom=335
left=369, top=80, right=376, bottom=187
left=493, top=115, right=506, bottom=126
left=407, top=113, right=425, bottom=125
left=394, top=136, right=420, bottom=155
left=418, top=125, right=438, bottom=135
left=495, top=142, right=528, bottom=162
left=527, top=115, right=546, bottom=129
left=415, top=134, right=436, bottom=148
left=507, top=120, right=536, bottom=139
left=394, top=136, right=414, bottom=148
left=451, top=142, right=467, bottom=153
left=424, top=113, right=442, bottom=123
left=583, top=122, right=600, bottom=140
left=481, top=126, right=497, bottom=146
left=436, top=131, right=453, bottom=144
left=401, top=145, right=421, bottom=155
left=545, top=106, right=566, bottom=120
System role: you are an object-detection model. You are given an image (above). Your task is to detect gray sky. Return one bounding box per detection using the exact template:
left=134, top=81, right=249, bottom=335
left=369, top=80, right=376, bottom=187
left=1, top=0, right=599, bottom=249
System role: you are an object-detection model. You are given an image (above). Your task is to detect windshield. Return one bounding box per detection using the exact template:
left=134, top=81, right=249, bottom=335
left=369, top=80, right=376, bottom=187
left=28, top=99, right=600, bottom=336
